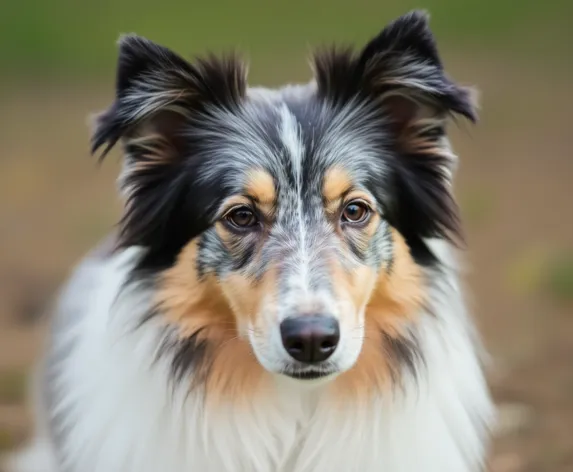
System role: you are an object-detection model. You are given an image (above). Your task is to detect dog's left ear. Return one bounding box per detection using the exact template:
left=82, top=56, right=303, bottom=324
left=314, top=10, right=476, bottom=132
left=92, top=34, right=246, bottom=159
left=313, top=10, right=476, bottom=257
left=90, top=35, right=247, bottom=265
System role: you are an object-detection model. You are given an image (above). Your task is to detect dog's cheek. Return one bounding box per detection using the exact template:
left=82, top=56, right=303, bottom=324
left=213, top=222, right=263, bottom=273
left=218, top=264, right=279, bottom=328
left=329, top=255, right=378, bottom=323
left=332, top=218, right=382, bottom=317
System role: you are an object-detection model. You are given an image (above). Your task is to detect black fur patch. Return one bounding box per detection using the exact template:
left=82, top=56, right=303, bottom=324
left=312, top=10, right=475, bottom=265
left=141, top=306, right=213, bottom=393
left=91, top=35, right=247, bottom=273
left=161, top=327, right=211, bottom=388
left=313, top=11, right=476, bottom=121
left=92, top=9, right=475, bottom=292
left=382, top=330, right=424, bottom=383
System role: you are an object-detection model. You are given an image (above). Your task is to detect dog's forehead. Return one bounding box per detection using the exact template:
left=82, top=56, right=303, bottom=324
left=198, top=84, right=388, bottom=198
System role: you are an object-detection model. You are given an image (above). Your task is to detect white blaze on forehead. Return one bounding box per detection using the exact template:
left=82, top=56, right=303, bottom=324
left=279, top=104, right=304, bottom=183
left=278, top=104, right=312, bottom=302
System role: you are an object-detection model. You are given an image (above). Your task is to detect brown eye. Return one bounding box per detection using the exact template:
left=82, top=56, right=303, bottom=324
left=341, top=201, right=370, bottom=224
left=225, top=207, right=258, bottom=229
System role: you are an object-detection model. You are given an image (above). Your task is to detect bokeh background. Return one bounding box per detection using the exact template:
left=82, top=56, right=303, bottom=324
left=0, top=1, right=571, bottom=471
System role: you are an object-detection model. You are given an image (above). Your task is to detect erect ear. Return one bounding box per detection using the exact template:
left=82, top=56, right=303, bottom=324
left=313, top=11, right=476, bottom=260
left=92, top=34, right=247, bottom=159
left=91, top=35, right=247, bottom=268
left=314, top=10, right=476, bottom=129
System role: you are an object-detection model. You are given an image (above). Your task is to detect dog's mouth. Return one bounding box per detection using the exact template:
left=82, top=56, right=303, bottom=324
left=282, top=368, right=336, bottom=381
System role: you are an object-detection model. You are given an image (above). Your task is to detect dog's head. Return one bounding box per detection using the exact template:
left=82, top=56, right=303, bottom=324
left=93, top=11, right=475, bottom=394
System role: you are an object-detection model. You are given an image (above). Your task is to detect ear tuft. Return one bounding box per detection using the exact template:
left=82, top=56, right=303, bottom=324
left=313, top=10, right=477, bottom=123
left=88, top=35, right=248, bottom=266
left=90, top=35, right=247, bottom=161
left=114, top=33, right=194, bottom=96
left=358, top=10, right=440, bottom=71
left=312, top=11, right=477, bottom=258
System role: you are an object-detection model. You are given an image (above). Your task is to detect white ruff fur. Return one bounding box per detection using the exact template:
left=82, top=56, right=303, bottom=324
left=5, top=241, right=494, bottom=472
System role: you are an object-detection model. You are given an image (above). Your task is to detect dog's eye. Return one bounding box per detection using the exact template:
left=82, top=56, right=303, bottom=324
left=225, top=207, right=258, bottom=229
left=341, top=201, right=370, bottom=224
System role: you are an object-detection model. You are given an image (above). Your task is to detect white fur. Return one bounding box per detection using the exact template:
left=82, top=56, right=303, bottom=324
left=5, top=238, right=494, bottom=472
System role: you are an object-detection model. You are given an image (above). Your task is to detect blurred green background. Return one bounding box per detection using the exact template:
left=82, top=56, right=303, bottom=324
left=1, top=0, right=571, bottom=80
left=0, top=1, right=572, bottom=471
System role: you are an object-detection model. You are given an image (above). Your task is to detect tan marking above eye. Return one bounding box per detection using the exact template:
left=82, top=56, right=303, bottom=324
left=246, top=169, right=275, bottom=201
left=323, top=167, right=377, bottom=219
left=213, top=169, right=274, bottom=219
left=216, top=170, right=276, bottom=225
left=323, top=166, right=352, bottom=205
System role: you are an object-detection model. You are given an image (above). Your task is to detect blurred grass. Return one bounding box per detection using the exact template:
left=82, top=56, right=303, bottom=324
left=460, top=188, right=497, bottom=227
left=1, top=0, right=571, bottom=81
left=545, top=254, right=573, bottom=302
left=506, top=248, right=573, bottom=302
left=0, top=428, right=17, bottom=451
left=0, top=370, right=27, bottom=405
left=506, top=247, right=548, bottom=296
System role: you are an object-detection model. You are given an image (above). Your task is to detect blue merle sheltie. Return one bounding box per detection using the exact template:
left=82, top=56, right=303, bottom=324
left=6, top=10, right=494, bottom=472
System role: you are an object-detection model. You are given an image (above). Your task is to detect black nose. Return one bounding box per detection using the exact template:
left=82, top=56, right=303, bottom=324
left=280, top=315, right=340, bottom=363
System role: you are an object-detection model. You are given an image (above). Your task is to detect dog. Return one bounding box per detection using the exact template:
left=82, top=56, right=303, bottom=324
left=5, top=10, right=494, bottom=472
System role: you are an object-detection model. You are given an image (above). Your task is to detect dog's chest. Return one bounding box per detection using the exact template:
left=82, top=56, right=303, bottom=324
left=176, top=390, right=387, bottom=472
left=46, top=246, right=491, bottom=472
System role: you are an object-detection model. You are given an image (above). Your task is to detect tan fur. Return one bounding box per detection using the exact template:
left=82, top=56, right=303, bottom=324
left=332, top=229, right=426, bottom=400
left=159, top=204, right=424, bottom=405
left=156, top=240, right=267, bottom=404
left=329, top=260, right=377, bottom=322
left=219, top=267, right=278, bottom=325
left=245, top=169, right=276, bottom=203
left=245, top=169, right=276, bottom=217
left=323, top=166, right=352, bottom=213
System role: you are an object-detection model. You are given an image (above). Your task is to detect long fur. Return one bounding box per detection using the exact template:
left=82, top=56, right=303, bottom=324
left=5, top=10, right=494, bottom=472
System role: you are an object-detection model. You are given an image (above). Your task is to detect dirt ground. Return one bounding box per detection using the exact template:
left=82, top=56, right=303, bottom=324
left=0, top=53, right=572, bottom=471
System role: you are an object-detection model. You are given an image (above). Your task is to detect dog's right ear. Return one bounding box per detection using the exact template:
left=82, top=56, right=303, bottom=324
left=90, top=35, right=247, bottom=263
left=91, top=34, right=247, bottom=159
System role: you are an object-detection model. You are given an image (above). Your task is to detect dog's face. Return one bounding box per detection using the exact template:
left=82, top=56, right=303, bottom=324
left=190, top=97, right=395, bottom=379
left=93, top=11, right=475, bottom=392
